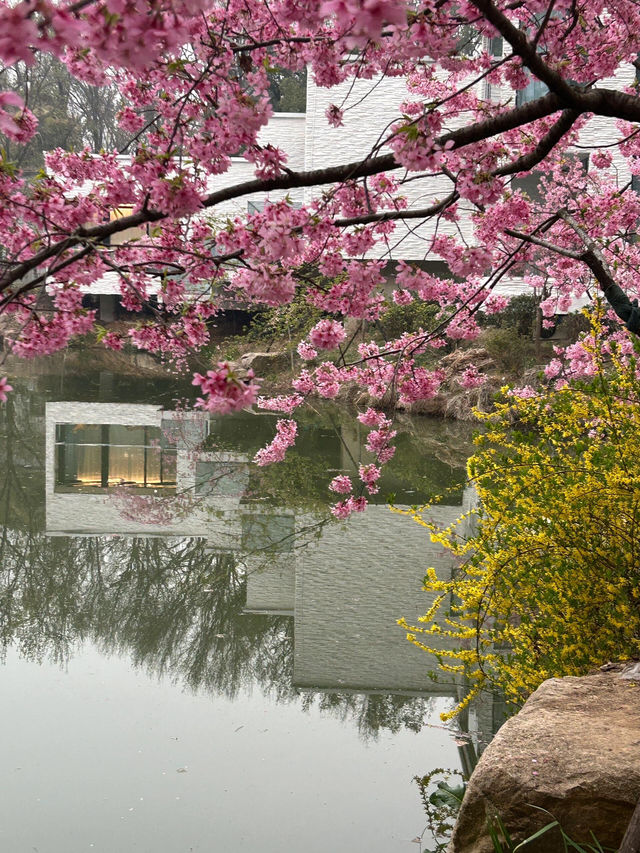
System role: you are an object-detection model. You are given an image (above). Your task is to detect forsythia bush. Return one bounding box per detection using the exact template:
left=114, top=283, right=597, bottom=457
left=400, top=317, right=640, bottom=714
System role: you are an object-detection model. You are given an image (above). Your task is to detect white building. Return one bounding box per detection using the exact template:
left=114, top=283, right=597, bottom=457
left=80, top=57, right=635, bottom=316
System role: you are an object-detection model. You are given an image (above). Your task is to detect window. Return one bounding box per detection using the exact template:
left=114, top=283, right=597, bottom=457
left=104, top=206, right=148, bottom=247
left=242, top=513, right=295, bottom=553
left=456, top=23, right=482, bottom=56
left=195, top=459, right=248, bottom=497
left=54, top=423, right=176, bottom=493
left=488, top=36, right=503, bottom=57
left=516, top=76, right=549, bottom=107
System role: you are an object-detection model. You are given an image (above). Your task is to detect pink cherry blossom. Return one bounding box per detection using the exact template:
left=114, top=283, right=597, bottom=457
left=329, top=474, right=353, bottom=493
left=544, top=359, right=563, bottom=380
left=0, top=91, right=38, bottom=142
left=102, top=332, right=124, bottom=351
left=308, top=319, right=347, bottom=351
left=330, top=495, right=368, bottom=519
left=254, top=419, right=298, bottom=466
left=297, top=341, right=318, bottom=360
left=507, top=386, right=539, bottom=400
left=458, top=365, right=486, bottom=390
left=0, top=377, right=13, bottom=403
left=359, top=463, right=381, bottom=494
left=357, top=408, right=387, bottom=427
left=193, top=364, right=259, bottom=414
left=326, top=105, right=344, bottom=127
left=392, top=289, right=413, bottom=306
left=257, top=394, right=304, bottom=414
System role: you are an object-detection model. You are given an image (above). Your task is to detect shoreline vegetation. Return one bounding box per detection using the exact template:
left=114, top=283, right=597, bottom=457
left=1, top=295, right=586, bottom=421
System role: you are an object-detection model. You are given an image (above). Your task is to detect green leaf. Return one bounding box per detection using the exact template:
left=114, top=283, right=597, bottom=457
left=486, top=819, right=506, bottom=853
left=492, top=814, right=513, bottom=848
left=513, top=821, right=559, bottom=851
left=428, top=780, right=466, bottom=810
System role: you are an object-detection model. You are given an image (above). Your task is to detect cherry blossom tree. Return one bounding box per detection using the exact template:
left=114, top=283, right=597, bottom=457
left=3, top=0, right=640, bottom=512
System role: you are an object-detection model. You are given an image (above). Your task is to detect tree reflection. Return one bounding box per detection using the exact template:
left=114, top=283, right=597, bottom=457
left=0, top=527, right=437, bottom=737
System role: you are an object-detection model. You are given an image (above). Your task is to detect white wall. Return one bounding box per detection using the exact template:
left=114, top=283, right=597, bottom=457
left=79, top=64, right=635, bottom=306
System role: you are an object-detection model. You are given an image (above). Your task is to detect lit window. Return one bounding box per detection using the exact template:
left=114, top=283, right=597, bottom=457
left=108, top=206, right=148, bottom=247
left=54, top=423, right=177, bottom=493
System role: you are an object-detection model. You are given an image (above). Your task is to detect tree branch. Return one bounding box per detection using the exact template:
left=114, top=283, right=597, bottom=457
left=504, top=227, right=583, bottom=259
left=495, top=109, right=580, bottom=176
left=334, top=193, right=459, bottom=227
left=559, top=211, right=640, bottom=334
left=467, top=0, right=581, bottom=104
left=0, top=92, right=567, bottom=296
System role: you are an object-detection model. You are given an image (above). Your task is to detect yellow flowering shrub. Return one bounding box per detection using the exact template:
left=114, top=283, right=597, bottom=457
left=399, top=317, right=640, bottom=715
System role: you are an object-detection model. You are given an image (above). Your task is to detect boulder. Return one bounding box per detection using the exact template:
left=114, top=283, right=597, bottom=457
left=449, top=664, right=640, bottom=852
left=238, top=350, right=292, bottom=376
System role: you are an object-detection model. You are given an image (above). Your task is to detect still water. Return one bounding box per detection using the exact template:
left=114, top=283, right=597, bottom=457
left=0, top=356, right=493, bottom=853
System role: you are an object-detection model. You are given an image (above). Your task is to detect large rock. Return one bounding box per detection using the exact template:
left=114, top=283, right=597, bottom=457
left=238, top=350, right=292, bottom=376
left=449, top=664, right=640, bottom=852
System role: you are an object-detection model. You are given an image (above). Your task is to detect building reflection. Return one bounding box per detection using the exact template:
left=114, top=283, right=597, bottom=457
left=2, top=391, right=501, bottom=741
left=45, top=401, right=478, bottom=697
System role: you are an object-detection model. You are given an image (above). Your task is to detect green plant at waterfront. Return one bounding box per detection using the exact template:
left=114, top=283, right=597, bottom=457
left=477, top=293, right=540, bottom=337
left=479, top=326, right=530, bottom=375
left=376, top=300, right=441, bottom=343
left=486, top=808, right=615, bottom=853
left=413, top=768, right=466, bottom=851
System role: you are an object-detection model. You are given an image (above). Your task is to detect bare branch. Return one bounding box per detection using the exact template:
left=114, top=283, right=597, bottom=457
left=504, top=227, right=583, bottom=259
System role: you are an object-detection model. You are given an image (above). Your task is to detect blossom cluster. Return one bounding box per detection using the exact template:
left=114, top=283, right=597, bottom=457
left=192, top=363, right=259, bottom=414
left=0, top=377, right=12, bottom=403
left=254, top=419, right=298, bottom=466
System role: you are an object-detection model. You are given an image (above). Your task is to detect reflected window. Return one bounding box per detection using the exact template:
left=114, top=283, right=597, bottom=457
left=242, top=513, right=294, bottom=553
left=55, top=423, right=177, bottom=493
left=195, top=459, right=249, bottom=497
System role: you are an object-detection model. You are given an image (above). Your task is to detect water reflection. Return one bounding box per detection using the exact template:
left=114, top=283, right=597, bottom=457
left=55, top=422, right=177, bottom=492
left=1, top=371, right=491, bottom=742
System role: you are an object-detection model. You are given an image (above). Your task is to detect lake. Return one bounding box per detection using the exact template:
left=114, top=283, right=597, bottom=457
left=0, top=355, right=501, bottom=853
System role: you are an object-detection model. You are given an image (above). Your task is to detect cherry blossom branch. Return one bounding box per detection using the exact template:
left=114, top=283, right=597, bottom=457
left=558, top=211, right=640, bottom=334
left=0, top=92, right=568, bottom=296
left=504, top=227, right=583, bottom=259
left=468, top=0, right=581, bottom=103
left=494, top=109, right=580, bottom=176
